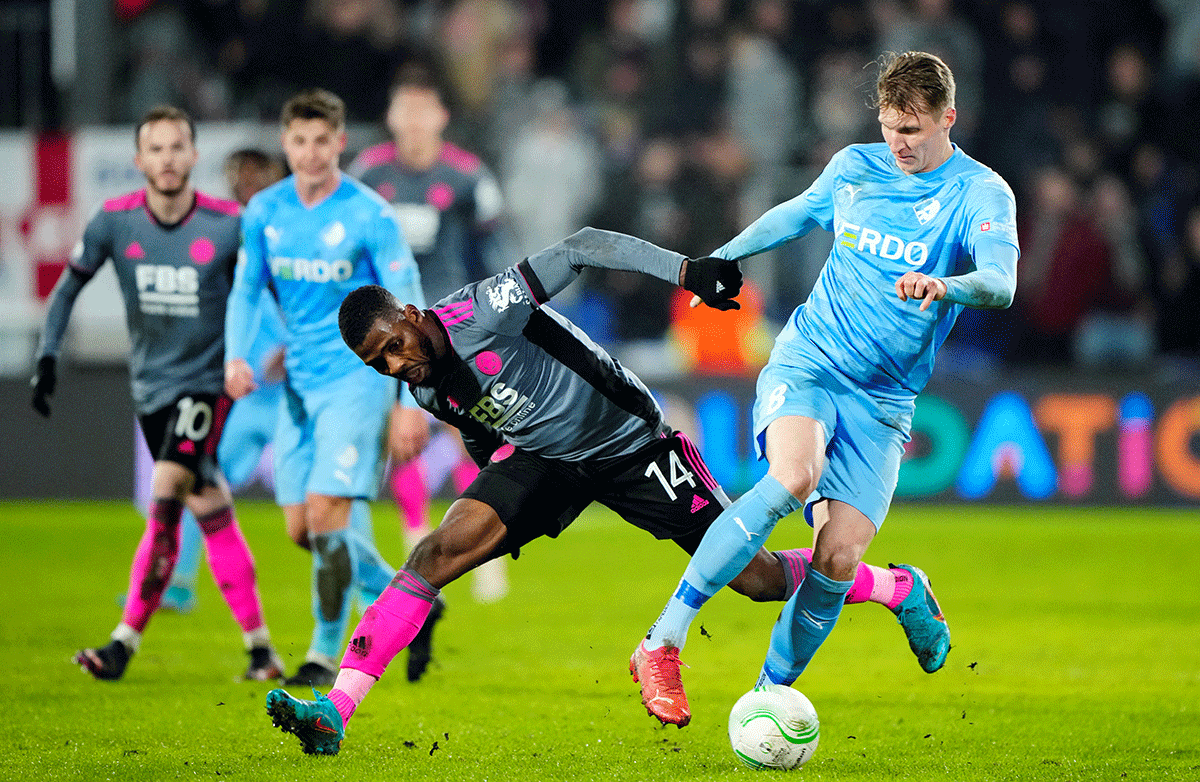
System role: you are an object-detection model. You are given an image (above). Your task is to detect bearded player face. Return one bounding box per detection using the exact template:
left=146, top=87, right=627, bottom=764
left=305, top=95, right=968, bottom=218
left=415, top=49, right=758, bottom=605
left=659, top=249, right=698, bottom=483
left=135, top=119, right=198, bottom=198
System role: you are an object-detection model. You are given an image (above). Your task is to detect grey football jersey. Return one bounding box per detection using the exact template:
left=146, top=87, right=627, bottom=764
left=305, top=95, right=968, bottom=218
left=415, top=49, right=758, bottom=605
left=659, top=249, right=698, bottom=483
left=37, top=190, right=240, bottom=414
left=350, top=141, right=504, bottom=303
left=411, top=228, right=684, bottom=463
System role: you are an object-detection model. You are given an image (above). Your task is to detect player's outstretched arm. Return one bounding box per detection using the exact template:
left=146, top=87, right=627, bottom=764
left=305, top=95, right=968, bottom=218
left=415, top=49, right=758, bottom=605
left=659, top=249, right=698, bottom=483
left=523, top=227, right=722, bottom=306
left=31, top=266, right=92, bottom=417
left=895, top=240, right=1017, bottom=311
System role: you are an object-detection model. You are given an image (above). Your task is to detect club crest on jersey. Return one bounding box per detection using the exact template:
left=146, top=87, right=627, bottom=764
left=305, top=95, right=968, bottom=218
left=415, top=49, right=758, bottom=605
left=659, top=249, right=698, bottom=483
left=322, top=221, right=347, bottom=247
left=913, top=198, right=941, bottom=225
left=486, top=278, right=525, bottom=312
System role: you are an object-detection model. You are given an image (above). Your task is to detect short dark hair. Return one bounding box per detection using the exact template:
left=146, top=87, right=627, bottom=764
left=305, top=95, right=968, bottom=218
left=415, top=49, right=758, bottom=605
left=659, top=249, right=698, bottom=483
left=223, top=147, right=286, bottom=179
left=388, top=56, right=457, bottom=114
left=339, top=285, right=401, bottom=351
left=874, top=51, right=956, bottom=117
left=281, top=88, right=346, bottom=130
left=135, top=105, right=195, bottom=149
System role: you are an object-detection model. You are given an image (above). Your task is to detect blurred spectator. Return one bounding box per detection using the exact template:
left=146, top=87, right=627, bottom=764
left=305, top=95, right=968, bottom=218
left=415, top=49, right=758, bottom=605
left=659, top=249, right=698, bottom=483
left=662, top=27, right=730, bottom=137
left=1155, top=201, right=1200, bottom=359
left=806, top=48, right=875, bottom=152
left=1074, top=173, right=1156, bottom=369
left=483, top=30, right=542, bottom=165
left=119, top=0, right=233, bottom=120
left=975, top=0, right=1062, bottom=188
left=437, top=0, right=525, bottom=126
left=500, top=80, right=603, bottom=272
left=299, top=0, right=410, bottom=121
left=728, top=0, right=802, bottom=218
left=876, top=0, right=984, bottom=149
left=1011, top=165, right=1150, bottom=368
left=1094, top=42, right=1172, bottom=177
left=1128, top=142, right=1198, bottom=273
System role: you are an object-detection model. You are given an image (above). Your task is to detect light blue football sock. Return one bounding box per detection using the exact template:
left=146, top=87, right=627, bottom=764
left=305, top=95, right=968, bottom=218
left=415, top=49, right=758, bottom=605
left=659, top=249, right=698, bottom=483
left=759, top=566, right=853, bottom=686
left=309, top=528, right=357, bottom=660
left=646, top=475, right=802, bottom=651
left=168, top=511, right=204, bottom=591
left=348, top=499, right=395, bottom=604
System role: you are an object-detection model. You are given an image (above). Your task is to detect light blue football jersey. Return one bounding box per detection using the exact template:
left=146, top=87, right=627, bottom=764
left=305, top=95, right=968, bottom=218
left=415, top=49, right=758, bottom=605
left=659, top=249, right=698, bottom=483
left=716, top=143, right=1019, bottom=403
left=227, top=174, right=424, bottom=396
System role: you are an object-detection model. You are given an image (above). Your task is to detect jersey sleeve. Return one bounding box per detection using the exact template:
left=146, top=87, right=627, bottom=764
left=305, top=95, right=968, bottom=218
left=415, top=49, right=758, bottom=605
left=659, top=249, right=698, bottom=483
left=36, top=208, right=109, bottom=359
left=225, top=199, right=272, bottom=363
left=518, top=227, right=685, bottom=304
left=942, top=177, right=1020, bottom=309
left=713, top=151, right=840, bottom=261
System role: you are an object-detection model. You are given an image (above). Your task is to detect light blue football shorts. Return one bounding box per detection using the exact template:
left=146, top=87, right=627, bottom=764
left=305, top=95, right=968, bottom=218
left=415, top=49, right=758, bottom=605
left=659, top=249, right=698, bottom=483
left=751, top=348, right=912, bottom=529
left=219, top=383, right=282, bottom=490
left=272, top=366, right=393, bottom=506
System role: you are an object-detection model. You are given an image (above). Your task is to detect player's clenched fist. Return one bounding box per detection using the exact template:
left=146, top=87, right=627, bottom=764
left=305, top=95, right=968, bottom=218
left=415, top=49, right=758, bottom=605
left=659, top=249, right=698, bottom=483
left=224, top=358, right=258, bottom=400
left=895, top=271, right=948, bottom=312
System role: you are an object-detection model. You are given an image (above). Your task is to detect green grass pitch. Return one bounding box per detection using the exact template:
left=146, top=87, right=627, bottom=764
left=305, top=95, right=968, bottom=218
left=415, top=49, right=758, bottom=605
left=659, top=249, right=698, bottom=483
left=3, top=499, right=1198, bottom=781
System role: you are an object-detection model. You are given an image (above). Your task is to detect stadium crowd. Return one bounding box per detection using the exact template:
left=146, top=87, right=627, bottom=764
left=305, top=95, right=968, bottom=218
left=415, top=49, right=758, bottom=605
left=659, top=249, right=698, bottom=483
left=39, top=0, right=1200, bottom=372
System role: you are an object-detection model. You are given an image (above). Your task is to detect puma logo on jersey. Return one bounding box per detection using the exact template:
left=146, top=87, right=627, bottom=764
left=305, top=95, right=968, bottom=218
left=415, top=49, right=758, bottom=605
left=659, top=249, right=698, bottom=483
left=468, top=381, right=534, bottom=431
left=838, top=221, right=929, bottom=267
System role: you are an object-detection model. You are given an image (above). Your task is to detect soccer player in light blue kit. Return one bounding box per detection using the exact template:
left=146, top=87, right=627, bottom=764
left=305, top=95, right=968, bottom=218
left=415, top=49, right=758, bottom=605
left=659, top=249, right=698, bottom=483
left=632, top=51, right=1020, bottom=727
left=225, top=89, right=428, bottom=687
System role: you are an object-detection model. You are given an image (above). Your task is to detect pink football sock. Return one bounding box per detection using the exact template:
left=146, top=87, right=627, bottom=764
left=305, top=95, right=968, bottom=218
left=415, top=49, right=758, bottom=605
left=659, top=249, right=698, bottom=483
left=451, top=458, right=479, bottom=495
left=328, top=667, right=377, bottom=725
left=780, top=548, right=909, bottom=607
left=197, top=507, right=265, bottom=633
left=340, top=569, right=439, bottom=679
left=873, top=565, right=914, bottom=610
left=391, top=459, right=430, bottom=535
left=121, top=497, right=183, bottom=632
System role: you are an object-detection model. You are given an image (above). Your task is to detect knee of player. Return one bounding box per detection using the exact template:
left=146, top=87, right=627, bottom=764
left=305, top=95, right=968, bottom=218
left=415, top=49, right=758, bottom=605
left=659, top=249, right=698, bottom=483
left=767, top=463, right=819, bottom=502
left=809, top=546, right=861, bottom=583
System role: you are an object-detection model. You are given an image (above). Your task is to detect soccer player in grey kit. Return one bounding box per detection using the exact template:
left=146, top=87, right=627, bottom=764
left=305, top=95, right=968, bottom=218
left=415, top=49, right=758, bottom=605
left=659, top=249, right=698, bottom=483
left=350, top=61, right=511, bottom=680
left=31, top=105, right=284, bottom=682
left=264, top=228, right=943, bottom=754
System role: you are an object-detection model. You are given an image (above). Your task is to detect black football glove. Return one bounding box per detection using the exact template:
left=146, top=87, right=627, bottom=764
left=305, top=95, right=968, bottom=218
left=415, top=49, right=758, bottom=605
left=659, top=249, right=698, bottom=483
left=30, top=355, right=57, bottom=418
left=682, top=256, right=742, bottom=310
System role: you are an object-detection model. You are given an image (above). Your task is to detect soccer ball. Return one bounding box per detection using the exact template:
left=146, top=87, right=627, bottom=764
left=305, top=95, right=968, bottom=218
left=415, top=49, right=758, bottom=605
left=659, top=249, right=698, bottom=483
left=728, top=684, right=820, bottom=770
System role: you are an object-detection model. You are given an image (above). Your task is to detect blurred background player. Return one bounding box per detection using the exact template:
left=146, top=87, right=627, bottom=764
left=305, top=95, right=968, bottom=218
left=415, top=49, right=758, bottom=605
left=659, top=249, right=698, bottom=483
left=129, top=148, right=289, bottom=614
left=349, top=61, right=510, bottom=677
left=225, top=89, right=427, bottom=687
left=31, top=106, right=284, bottom=682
